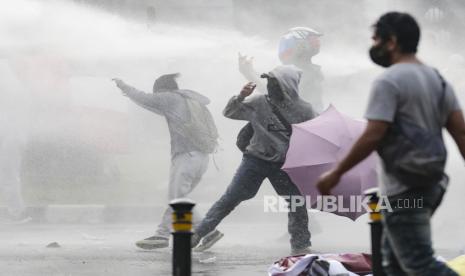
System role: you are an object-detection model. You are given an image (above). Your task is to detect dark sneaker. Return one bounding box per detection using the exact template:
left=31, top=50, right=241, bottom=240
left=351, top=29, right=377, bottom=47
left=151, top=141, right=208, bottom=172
left=191, top=233, right=201, bottom=248
left=291, top=246, right=312, bottom=256
left=193, top=230, right=224, bottom=252
left=135, top=235, right=169, bottom=250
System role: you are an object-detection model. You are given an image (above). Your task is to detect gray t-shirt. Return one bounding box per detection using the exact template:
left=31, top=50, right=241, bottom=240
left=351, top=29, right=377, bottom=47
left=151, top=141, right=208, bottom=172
left=365, top=63, right=461, bottom=196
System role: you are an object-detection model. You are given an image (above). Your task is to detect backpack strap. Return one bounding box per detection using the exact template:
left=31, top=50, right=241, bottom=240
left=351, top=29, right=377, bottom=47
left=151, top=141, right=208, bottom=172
left=434, top=68, right=446, bottom=106
left=265, top=96, right=293, bottom=135
left=433, top=68, right=447, bottom=127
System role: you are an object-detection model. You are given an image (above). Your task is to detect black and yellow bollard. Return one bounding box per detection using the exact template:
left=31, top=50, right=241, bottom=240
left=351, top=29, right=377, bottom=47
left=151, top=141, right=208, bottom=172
left=364, top=188, right=385, bottom=276
left=170, top=198, right=195, bottom=276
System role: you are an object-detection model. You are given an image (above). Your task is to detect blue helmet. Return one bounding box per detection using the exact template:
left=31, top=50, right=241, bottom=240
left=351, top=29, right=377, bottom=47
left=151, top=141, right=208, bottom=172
left=278, top=27, right=322, bottom=64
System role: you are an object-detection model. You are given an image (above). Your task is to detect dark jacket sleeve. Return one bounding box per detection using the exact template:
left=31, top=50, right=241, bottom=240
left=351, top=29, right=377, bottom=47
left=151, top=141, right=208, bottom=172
left=223, top=95, right=258, bottom=121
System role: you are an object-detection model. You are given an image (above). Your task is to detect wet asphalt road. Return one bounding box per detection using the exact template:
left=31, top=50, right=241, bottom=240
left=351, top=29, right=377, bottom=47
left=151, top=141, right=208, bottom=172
left=1, top=215, right=462, bottom=276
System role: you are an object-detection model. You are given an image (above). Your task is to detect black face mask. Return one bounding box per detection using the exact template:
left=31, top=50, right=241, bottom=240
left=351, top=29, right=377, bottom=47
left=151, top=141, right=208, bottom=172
left=369, top=42, right=392, bottom=68
left=267, top=77, right=284, bottom=102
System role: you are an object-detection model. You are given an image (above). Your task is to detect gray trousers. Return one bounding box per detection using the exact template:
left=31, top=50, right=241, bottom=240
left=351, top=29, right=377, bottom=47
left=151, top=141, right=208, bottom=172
left=156, top=151, right=209, bottom=237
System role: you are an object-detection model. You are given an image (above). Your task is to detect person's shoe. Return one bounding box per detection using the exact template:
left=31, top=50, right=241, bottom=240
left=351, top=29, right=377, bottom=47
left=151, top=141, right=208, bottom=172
left=135, top=235, right=169, bottom=250
left=191, top=233, right=201, bottom=248
left=193, top=230, right=224, bottom=252
left=291, top=246, right=312, bottom=256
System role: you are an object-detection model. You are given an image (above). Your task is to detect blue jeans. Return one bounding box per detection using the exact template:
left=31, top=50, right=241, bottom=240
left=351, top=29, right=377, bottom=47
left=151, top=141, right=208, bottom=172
left=195, top=154, right=311, bottom=250
left=381, top=185, right=458, bottom=276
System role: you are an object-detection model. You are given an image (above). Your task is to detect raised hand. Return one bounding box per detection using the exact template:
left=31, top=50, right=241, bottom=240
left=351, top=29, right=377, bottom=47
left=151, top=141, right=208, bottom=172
left=112, top=78, right=124, bottom=87
left=316, top=170, right=341, bottom=195
left=238, top=52, right=255, bottom=76
left=239, top=82, right=257, bottom=99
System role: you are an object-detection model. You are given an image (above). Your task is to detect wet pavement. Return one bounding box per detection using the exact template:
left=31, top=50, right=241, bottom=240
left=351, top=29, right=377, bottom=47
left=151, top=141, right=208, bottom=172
left=0, top=215, right=462, bottom=276
left=0, top=224, right=292, bottom=276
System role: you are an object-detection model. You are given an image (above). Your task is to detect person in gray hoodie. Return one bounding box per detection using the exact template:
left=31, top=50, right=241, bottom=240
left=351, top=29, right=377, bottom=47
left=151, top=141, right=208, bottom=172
left=113, top=73, right=220, bottom=250
left=192, top=65, right=316, bottom=254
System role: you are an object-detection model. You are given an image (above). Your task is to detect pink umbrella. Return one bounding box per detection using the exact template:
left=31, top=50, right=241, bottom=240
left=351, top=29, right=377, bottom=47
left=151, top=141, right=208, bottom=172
left=282, top=105, right=378, bottom=220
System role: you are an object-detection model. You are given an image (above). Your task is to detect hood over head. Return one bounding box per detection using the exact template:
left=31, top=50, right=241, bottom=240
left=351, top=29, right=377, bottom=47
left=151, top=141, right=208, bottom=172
left=153, top=73, right=210, bottom=105
left=267, top=65, right=302, bottom=101
left=153, top=73, right=180, bottom=92
left=263, top=65, right=316, bottom=123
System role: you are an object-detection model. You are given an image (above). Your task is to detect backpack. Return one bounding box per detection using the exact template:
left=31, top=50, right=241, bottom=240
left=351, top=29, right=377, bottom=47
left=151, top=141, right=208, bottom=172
left=378, top=70, right=448, bottom=187
left=235, top=96, right=292, bottom=152
left=379, top=119, right=447, bottom=187
left=236, top=123, right=254, bottom=152
left=181, top=98, right=219, bottom=154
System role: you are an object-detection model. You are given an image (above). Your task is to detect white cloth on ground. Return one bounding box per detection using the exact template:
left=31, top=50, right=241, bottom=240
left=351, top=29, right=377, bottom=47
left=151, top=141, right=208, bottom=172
left=268, top=254, right=359, bottom=276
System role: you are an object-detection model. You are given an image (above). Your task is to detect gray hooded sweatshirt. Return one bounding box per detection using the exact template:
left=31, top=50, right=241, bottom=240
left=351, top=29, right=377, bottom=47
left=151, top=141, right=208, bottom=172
left=117, top=81, right=216, bottom=156
left=224, top=65, right=316, bottom=162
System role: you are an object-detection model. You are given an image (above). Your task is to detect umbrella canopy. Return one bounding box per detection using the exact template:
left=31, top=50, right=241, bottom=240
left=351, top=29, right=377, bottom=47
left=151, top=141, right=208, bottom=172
left=282, top=105, right=378, bottom=220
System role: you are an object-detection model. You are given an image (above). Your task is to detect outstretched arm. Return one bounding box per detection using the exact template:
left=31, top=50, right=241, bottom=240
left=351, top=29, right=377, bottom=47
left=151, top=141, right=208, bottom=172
left=113, top=78, right=168, bottom=114
left=238, top=53, right=267, bottom=94
left=316, top=120, right=390, bottom=195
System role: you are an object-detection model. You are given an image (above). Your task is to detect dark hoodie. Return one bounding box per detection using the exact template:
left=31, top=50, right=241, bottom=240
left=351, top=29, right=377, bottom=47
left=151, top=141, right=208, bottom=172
left=117, top=81, right=214, bottom=156
left=224, top=65, right=316, bottom=162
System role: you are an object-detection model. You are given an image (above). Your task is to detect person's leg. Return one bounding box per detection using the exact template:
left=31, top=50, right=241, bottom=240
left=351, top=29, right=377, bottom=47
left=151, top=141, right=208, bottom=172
left=154, top=208, right=172, bottom=238
left=155, top=152, right=209, bottom=237
left=382, top=186, right=458, bottom=276
left=268, top=169, right=311, bottom=251
left=194, top=155, right=268, bottom=238
left=152, top=155, right=181, bottom=239
left=381, top=226, right=407, bottom=276
left=136, top=152, right=209, bottom=249
left=187, top=152, right=210, bottom=229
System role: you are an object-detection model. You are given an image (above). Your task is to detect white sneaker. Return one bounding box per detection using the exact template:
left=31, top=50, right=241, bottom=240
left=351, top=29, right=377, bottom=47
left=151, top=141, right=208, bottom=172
left=193, top=230, right=224, bottom=252
left=135, top=235, right=169, bottom=250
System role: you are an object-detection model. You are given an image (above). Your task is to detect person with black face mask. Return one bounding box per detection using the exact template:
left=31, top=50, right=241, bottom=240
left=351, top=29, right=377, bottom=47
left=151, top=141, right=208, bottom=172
left=369, top=37, right=392, bottom=68
left=191, top=65, right=317, bottom=254
left=316, top=12, right=465, bottom=276
left=263, top=74, right=285, bottom=102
